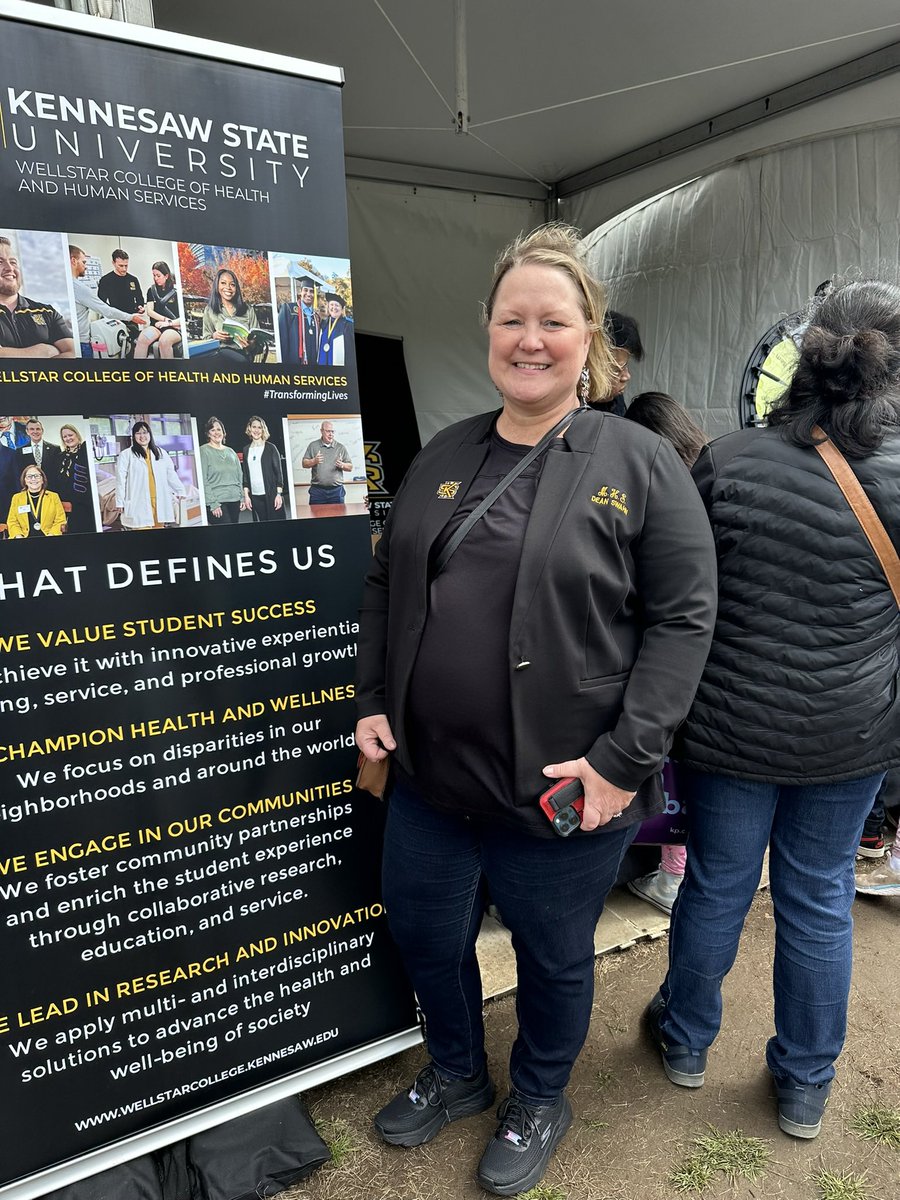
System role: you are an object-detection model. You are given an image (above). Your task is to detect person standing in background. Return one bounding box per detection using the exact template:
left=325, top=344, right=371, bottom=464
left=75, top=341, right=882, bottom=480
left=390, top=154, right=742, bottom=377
left=648, top=280, right=900, bottom=1142
left=589, top=311, right=644, bottom=415
left=623, top=392, right=709, bottom=914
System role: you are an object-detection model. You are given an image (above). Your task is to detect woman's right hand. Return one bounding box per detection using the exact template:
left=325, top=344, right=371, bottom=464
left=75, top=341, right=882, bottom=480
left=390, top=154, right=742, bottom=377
left=213, top=331, right=230, bottom=342
left=211, top=505, right=222, bottom=519
left=356, top=714, right=396, bottom=762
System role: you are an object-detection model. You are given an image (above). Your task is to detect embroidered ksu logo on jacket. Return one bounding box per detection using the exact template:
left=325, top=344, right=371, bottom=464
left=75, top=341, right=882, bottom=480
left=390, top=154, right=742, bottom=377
left=591, top=485, right=628, bottom=515
left=436, top=481, right=461, bottom=499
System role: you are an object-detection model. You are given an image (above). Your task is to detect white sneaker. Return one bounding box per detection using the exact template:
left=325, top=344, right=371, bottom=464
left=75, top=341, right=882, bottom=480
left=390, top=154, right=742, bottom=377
left=627, top=869, right=683, bottom=914
left=855, top=859, right=900, bottom=896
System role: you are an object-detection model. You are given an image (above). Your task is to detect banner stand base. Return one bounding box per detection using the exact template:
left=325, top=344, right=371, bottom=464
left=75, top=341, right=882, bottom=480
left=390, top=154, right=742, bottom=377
left=1, top=1026, right=422, bottom=1200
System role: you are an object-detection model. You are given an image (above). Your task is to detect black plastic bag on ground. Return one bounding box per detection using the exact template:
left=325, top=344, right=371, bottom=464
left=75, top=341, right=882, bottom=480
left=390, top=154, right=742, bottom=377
left=41, top=1153, right=166, bottom=1200
left=159, top=1141, right=193, bottom=1200
left=187, top=1097, right=330, bottom=1200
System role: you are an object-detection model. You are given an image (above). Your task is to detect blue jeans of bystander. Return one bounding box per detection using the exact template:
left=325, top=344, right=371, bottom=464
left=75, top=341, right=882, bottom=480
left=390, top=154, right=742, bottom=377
left=660, top=769, right=884, bottom=1086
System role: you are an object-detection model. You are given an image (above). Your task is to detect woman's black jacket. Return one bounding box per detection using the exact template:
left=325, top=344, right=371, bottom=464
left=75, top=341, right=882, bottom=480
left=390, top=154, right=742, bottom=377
left=356, top=408, right=717, bottom=835
left=679, top=426, right=900, bottom=783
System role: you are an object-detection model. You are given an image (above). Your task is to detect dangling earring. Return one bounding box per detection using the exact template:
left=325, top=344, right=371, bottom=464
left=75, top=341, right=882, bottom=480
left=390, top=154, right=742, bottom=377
left=578, top=366, right=590, bottom=403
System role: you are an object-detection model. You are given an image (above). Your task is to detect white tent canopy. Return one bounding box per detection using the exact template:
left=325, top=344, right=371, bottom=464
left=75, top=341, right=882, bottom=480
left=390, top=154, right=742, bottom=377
left=50, top=0, right=900, bottom=435
left=584, top=124, right=900, bottom=438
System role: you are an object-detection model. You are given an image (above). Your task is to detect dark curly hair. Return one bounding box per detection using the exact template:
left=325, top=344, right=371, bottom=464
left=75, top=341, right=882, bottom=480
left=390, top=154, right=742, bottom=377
left=768, top=280, right=900, bottom=458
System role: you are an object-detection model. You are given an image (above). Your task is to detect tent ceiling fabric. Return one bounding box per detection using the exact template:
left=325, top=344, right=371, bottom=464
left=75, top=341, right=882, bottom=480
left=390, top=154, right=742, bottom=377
left=152, top=0, right=900, bottom=194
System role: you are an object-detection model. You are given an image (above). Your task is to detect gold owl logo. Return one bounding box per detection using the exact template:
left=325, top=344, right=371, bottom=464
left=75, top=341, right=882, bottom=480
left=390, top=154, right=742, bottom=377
left=437, top=481, right=461, bottom=499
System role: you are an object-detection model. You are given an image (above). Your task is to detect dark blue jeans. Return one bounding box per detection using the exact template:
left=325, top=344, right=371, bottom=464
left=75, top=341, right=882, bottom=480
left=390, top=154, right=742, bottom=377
left=309, top=483, right=345, bottom=504
left=660, top=769, right=884, bottom=1085
left=382, top=780, right=637, bottom=1104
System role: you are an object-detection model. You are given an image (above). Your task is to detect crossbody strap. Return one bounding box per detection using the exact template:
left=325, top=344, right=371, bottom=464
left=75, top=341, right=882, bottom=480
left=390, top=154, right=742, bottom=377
left=433, top=406, right=584, bottom=579
left=812, top=424, right=900, bottom=608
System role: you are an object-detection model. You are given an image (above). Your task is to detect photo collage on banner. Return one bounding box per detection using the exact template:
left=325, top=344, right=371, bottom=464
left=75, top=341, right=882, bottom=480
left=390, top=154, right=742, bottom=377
left=0, top=9, right=417, bottom=1195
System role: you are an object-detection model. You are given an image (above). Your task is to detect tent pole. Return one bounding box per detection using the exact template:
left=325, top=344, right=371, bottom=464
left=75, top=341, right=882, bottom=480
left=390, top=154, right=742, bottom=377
left=546, top=185, right=559, bottom=224
left=453, top=0, right=468, bottom=134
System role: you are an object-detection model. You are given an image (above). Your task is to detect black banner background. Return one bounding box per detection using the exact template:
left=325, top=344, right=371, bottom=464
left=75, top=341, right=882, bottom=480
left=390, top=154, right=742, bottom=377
left=0, top=10, right=417, bottom=1191
left=2, top=17, right=347, bottom=251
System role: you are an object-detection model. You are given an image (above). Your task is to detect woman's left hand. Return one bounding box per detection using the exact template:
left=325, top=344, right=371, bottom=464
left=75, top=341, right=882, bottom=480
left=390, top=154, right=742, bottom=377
left=274, top=493, right=283, bottom=511
left=542, top=756, right=636, bottom=832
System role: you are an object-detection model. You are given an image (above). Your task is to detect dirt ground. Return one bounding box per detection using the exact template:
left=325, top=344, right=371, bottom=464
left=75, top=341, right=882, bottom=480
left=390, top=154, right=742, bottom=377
left=285, top=886, right=899, bottom=1200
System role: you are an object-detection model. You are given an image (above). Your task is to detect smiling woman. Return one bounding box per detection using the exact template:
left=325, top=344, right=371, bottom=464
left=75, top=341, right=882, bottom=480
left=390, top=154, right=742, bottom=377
left=487, top=262, right=593, bottom=427
left=355, top=223, right=718, bottom=1195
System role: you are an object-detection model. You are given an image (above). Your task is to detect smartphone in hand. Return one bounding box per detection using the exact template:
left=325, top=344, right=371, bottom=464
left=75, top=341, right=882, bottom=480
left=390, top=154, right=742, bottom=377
left=539, top=777, right=585, bottom=837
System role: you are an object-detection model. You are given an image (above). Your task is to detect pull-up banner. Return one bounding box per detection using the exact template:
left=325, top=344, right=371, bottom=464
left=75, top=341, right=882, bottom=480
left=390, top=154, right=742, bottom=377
left=0, top=5, right=418, bottom=1195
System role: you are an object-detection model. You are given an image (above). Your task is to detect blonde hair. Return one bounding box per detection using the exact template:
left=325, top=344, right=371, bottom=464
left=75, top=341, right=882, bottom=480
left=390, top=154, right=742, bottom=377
left=483, top=222, right=617, bottom=402
left=59, top=423, right=83, bottom=448
left=245, top=415, right=270, bottom=440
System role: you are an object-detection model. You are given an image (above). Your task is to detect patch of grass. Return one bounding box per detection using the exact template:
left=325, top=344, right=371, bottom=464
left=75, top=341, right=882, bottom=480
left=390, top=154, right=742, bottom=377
left=850, top=1104, right=900, bottom=1150
left=594, top=1066, right=615, bottom=1089
left=813, top=1168, right=871, bottom=1200
left=519, top=1185, right=566, bottom=1200
left=318, top=1117, right=356, bottom=1168
left=668, top=1126, right=772, bottom=1193
left=579, top=1116, right=610, bottom=1131
left=669, top=1158, right=715, bottom=1193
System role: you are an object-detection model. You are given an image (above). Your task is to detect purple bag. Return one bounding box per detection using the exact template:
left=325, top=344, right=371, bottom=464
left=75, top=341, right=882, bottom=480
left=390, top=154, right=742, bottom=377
left=633, top=759, right=687, bottom=845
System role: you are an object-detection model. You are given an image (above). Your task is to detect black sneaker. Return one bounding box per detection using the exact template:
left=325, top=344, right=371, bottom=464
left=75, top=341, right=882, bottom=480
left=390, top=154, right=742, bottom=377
left=476, top=1091, right=572, bottom=1196
left=373, top=1062, right=495, bottom=1147
left=857, top=834, right=886, bottom=859
left=646, top=992, right=707, bottom=1087
left=774, top=1077, right=831, bottom=1139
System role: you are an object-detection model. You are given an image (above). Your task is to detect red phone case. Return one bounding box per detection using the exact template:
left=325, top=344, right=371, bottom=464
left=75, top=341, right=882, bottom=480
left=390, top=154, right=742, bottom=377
left=539, top=777, right=585, bottom=826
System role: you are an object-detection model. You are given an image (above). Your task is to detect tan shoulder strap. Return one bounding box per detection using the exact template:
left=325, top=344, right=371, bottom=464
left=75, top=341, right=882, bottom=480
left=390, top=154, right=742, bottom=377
left=811, top=424, right=900, bottom=608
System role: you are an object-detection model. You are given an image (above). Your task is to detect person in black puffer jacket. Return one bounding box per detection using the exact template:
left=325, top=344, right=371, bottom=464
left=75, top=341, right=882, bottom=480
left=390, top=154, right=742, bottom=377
left=646, top=279, right=900, bottom=1142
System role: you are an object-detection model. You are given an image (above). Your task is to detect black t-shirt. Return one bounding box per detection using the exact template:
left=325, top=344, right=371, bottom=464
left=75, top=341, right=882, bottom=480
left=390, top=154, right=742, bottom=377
left=406, top=430, right=561, bottom=824
left=98, top=271, right=143, bottom=314
left=146, top=283, right=180, bottom=321
left=0, top=295, right=72, bottom=349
